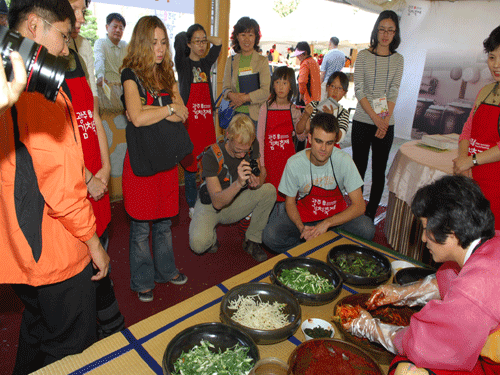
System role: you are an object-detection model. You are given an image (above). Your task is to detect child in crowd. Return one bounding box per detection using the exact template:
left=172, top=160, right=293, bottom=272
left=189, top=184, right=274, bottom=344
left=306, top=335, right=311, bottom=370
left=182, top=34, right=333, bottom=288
left=297, top=71, right=350, bottom=145
left=257, top=66, right=306, bottom=202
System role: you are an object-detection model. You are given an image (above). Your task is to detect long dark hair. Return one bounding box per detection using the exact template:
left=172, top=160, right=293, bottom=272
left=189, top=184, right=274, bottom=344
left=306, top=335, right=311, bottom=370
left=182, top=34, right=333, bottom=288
left=230, top=17, right=261, bottom=54
left=370, top=10, right=401, bottom=53
left=268, top=66, right=297, bottom=106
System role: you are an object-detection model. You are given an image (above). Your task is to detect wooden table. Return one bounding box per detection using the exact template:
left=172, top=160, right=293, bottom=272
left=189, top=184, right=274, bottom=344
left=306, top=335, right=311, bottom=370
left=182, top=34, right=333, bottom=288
left=32, top=231, right=426, bottom=375
left=385, top=140, right=456, bottom=261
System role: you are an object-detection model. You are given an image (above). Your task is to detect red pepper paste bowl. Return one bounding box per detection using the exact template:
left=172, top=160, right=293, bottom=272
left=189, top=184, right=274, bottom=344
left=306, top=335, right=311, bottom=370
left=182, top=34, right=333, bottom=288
left=287, top=338, right=383, bottom=375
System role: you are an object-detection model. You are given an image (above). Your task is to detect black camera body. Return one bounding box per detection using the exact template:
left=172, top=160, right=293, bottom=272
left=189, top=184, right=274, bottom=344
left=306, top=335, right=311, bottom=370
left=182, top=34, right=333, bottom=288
left=0, top=25, right=66, bottom=102
left=249, top=159, right=260, bottom=177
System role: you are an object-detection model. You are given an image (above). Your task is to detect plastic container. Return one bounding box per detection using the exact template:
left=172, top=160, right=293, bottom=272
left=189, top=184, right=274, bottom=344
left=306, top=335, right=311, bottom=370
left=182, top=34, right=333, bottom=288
left=249, top=357, right=289, bottom=375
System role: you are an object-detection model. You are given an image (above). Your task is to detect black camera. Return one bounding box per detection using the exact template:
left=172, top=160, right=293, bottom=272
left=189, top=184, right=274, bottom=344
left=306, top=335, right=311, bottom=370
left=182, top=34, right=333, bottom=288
left=249, top=159, right=260, bottom=177
left=0, top=25, right=66, bottom=102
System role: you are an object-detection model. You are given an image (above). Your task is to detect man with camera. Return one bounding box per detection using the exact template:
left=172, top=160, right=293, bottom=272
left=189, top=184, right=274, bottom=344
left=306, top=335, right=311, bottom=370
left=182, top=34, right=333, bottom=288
left=189, top=114, right=276, bottom=262
left=0, top=1, right=109, bottom=373
left=263, top=112, right=375, bottom=253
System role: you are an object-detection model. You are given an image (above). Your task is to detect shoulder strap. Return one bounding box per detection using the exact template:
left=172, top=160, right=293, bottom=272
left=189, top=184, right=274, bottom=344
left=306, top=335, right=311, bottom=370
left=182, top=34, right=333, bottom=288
left=210, top=137, right=226, bottom=175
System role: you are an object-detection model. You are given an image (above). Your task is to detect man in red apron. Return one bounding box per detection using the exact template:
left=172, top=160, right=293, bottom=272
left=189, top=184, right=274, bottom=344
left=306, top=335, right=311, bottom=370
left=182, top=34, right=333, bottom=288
left=263, top=112, right=375, bottom=253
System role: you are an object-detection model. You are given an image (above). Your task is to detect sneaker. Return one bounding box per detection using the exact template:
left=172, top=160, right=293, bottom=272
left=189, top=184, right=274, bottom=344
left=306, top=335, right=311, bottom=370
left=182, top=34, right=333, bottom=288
left=242, top=240, right=267, bottom=262
left=169, top=273, right=188, bottom=285
left=189, top=207, right=195, bottom=219
left=206, top=240, right=219, bottom=254
left=138, top=290, right=154, bottom=302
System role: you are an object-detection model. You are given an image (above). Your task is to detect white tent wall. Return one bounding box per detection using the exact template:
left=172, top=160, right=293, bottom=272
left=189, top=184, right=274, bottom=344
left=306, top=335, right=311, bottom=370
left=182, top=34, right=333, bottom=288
left=393, top=1, right=498, bottom=140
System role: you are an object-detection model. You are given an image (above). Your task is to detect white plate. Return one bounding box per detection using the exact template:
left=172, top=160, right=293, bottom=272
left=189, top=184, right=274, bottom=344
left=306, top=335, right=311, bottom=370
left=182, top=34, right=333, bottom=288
left=391, top=260, right=414, bottom=274
left=301, top=318, right=335, bottom=341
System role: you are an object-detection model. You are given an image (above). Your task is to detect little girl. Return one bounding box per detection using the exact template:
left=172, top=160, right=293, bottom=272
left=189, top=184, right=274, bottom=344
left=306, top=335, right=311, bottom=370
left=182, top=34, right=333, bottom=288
left=257, top=66, right=306, bottom=202
left=298, top=71, right=351, bottom=144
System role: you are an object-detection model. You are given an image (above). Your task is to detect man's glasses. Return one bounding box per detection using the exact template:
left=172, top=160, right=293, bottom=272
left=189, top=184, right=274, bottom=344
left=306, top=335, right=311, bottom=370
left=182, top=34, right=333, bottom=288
left=42, top=18, right=71, bottom=46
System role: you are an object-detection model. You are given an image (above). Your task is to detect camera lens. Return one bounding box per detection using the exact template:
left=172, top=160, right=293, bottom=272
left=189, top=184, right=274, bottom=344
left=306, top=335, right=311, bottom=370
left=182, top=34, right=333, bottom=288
left=0, top=25, right=66, bottom=102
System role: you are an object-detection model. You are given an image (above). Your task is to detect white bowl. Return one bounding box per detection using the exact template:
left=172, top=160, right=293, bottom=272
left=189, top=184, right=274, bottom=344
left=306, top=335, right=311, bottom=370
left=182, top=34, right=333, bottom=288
left=391, top=260, right=414, bottom=275
left=301, top=318, right=335, bottom=341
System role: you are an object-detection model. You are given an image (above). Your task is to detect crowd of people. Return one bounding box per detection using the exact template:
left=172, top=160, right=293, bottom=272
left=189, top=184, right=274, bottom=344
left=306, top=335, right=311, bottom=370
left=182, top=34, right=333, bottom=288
left=1, top=0, right=500, bottom=373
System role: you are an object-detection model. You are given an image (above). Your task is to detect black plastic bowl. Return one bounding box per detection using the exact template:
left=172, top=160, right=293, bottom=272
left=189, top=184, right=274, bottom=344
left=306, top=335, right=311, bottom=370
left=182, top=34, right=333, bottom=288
left=220, top=282, right=301, bottom=345
left=395, top=267, right=436, bottom=285
left=271, top=257, right=343, bottom=306
left=162, top=322, right=259, bottom=375
left=327, top=244, right=391, bottom=287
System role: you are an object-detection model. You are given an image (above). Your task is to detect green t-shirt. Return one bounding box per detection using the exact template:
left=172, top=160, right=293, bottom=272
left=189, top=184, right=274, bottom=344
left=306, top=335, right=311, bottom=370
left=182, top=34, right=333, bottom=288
left=236, top=54, right=252, bottom=113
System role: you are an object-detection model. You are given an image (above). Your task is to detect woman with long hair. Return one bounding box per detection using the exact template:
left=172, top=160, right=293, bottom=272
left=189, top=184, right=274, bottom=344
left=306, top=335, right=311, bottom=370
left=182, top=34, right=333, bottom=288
left=453, top=25, right=500, bottom=230
left=222, top=16, right=270, bottom=127
left=121, top=16, right=189, bottom=302
left=174, top=24, right=222, bottom=218
left=351, top=10, right=404, bottom=220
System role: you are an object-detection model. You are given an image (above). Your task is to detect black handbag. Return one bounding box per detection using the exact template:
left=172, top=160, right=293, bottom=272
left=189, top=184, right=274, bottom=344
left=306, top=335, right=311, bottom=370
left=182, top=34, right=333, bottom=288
left=125, top=74, right=193, bottom=177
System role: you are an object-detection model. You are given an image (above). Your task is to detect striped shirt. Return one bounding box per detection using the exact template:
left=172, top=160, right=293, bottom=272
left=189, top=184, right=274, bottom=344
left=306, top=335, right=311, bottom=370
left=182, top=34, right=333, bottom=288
left=353, top=48, right=404, bottom=126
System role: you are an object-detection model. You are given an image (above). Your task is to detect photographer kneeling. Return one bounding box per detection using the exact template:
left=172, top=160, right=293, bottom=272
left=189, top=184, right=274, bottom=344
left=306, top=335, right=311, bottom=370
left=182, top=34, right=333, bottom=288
left=189, top=114, right=276, bottom=262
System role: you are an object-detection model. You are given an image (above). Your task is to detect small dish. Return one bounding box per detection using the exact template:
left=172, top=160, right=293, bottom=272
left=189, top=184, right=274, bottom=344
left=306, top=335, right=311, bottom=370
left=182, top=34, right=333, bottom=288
left=391, top=260, right=414, bottom=275
left=301, top=318, right=335, bottom=341
left=395, top=267, right=436, bottom=285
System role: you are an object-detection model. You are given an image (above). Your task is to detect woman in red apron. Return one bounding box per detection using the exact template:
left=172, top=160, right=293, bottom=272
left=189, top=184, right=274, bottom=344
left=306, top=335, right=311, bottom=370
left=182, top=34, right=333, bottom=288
left=121, top=16, right=189, bottom=303
left=257, top=66, right=305, bottom=201
left=454, top=26, right=500, bottom=231
left=174, top=25, right=222, bottom=217
left=67, top=0, right=126, bottom=337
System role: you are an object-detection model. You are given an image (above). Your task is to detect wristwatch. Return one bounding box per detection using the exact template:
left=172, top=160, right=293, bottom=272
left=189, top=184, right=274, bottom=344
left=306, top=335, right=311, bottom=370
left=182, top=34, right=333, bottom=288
left=472, top=153, right=479, bottom=166
left=167, top=104, right=175, bottom=116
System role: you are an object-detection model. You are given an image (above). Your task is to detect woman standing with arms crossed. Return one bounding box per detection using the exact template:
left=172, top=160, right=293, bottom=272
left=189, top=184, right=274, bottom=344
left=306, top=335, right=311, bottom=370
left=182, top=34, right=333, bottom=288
left=121, top=16, right=189, bottom=302
left=174, top=24, right=222, bottom=218
left=222, top=16, right=270, bottom=128
left=453, top=25, right=500, bottom=230
left=351, top=10, right=404, bottom=220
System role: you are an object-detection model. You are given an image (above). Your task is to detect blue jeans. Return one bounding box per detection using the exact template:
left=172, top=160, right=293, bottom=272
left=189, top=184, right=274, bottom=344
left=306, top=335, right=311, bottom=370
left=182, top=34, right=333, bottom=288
left=129, top=219, right=179, bottom=292
left=183, top=169, right=198, bottom=208
left=262, top=202, right=376, bottom=253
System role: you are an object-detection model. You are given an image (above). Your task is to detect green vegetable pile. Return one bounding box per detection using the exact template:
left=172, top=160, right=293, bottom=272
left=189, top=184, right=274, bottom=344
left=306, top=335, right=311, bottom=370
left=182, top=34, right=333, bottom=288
left=173, top=340, right=254, bottom=375
left=335, top=253, right=383, bottom=278
left=278, top=267, right=335, bottom=294
left=304, top=325, right=332, bottom=338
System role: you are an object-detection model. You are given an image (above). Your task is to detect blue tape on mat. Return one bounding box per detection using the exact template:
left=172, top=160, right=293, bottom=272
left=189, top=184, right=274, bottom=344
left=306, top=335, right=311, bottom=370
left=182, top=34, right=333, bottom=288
left=217, top=283, right=229, bottom=293
left=287, top=335, right=303, bottom=346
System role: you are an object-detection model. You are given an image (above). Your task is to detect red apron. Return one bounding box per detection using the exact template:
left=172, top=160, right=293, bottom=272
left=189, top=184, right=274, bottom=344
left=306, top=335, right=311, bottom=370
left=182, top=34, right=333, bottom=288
left=181, top=82, right=216, bottom=172
left=122, top=90, right=179, bottom=221
left=66, top=58, right=111, bottom=237
left=296, top=156, right=348, bottom=223
left=264, top=105, right=295, bottom=202
left=469, top=102, right=500, bottom=230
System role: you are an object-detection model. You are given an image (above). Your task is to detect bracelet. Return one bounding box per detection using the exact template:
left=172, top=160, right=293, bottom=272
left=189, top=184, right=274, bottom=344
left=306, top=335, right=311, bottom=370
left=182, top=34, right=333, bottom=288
left=86, top=174, right=94, bottom=184
left=472, top=153, right=479, bottom=166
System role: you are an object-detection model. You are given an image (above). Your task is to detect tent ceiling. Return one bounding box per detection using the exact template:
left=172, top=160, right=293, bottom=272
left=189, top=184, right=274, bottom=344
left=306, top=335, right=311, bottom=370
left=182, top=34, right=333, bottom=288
left=327, top=0, right=481, bottom=14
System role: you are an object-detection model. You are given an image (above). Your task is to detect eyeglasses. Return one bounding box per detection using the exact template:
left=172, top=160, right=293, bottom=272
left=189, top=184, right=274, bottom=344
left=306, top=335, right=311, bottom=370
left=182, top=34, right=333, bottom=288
left=327, top=85, right=345, bottom=92
left=42, top=18, right=71, bottom=46
left=191, top=39, right=208, bottom=46
left=378, top=28, right=396, bottom=35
